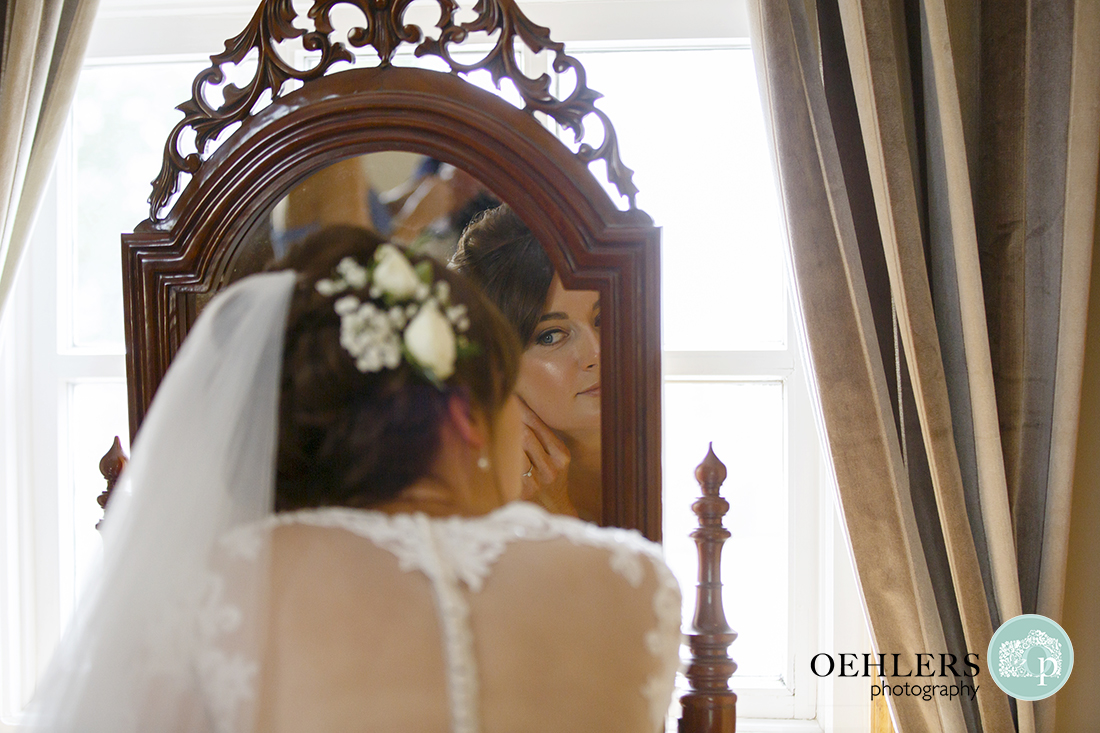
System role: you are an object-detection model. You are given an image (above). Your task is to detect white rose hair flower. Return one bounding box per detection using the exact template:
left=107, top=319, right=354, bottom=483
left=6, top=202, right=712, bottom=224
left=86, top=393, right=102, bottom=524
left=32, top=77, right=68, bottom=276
left=404, top=299, right=458, bottom=380
left=314, top=244, right=476, bottom=387
left=370, top=244, right=418, bottom=297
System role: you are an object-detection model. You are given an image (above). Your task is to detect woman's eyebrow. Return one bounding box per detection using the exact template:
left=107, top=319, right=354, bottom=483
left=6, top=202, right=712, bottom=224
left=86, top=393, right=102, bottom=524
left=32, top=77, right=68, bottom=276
left=538, top=311, right=568, bottom=323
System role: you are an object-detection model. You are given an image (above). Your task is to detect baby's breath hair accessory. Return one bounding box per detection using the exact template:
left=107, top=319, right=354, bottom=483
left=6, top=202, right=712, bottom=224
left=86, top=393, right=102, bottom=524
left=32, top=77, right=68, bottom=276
left=315, top=245, right=476, bottom=386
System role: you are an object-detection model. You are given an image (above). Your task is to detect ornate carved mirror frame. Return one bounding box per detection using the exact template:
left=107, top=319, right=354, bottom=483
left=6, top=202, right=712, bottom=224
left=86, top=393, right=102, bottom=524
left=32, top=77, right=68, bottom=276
left=119, top=0, right=662, bottom=539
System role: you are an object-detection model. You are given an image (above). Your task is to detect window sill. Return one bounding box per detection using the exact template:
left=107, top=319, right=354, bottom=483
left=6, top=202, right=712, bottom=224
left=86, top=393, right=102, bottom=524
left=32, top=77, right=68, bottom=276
left=737, top=719, right=825, bottom=732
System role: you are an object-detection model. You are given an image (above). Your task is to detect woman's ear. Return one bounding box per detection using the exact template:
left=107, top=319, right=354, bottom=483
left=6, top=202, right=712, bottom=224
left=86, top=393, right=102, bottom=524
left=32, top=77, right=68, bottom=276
left=446, top=393, right=489, bottom=449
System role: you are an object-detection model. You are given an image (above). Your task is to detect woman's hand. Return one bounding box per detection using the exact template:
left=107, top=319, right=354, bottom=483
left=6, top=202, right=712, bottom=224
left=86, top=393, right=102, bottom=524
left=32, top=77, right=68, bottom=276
left=519, top=398, right=579, bottom=516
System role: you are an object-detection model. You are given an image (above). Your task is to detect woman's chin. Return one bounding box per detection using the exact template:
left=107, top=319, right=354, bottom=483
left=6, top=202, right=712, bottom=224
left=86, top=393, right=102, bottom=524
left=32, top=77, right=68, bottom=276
left=560, top=420, right=601, bottom=445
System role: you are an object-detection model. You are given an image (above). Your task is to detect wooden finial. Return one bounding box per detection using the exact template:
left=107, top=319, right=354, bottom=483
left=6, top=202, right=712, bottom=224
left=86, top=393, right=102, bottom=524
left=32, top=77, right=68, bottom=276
left=97, top=436, right=129, bottom=529
left=695, top=442, right=728, bottom=492
left=679, top=443, right=737, bottom=733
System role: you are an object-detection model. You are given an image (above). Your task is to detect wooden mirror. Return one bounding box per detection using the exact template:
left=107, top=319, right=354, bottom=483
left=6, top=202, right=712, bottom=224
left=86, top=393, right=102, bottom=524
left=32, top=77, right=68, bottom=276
left=118, top=0, right=662, bottom=539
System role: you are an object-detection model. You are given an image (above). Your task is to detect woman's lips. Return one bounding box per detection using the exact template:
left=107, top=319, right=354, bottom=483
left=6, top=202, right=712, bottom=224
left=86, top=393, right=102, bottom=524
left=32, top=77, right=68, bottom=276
left=578, top=383, right=601, bottom=397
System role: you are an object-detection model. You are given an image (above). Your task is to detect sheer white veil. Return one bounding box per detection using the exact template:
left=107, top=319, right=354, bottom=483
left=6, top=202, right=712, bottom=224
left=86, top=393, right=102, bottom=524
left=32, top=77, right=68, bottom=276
left=28, top=270, right=297, bottom=732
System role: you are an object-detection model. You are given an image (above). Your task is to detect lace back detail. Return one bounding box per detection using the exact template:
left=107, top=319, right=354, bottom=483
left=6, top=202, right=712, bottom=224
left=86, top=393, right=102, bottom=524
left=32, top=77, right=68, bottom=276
left=206, top=503, right=681, bottom=733
left=418, top=515, right=481, bottom=733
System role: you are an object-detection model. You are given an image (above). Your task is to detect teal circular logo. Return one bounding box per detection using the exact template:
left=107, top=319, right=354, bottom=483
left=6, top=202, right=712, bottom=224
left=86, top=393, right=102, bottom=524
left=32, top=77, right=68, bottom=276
left=987, top=614, right=1073, bottom=701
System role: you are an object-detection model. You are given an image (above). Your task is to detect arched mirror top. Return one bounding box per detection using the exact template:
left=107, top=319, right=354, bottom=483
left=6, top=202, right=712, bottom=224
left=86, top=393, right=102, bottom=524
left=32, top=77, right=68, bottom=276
left=140, top=64, right=652, bottom=278
left=121, top=0, right=662, bottom=539
left=142, top=0, right=643, bottom=226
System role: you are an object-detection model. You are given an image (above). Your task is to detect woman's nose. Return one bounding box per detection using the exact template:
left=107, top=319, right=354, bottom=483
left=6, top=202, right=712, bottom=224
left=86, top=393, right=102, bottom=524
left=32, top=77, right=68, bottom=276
left=580, top=325, right=599, bottom=369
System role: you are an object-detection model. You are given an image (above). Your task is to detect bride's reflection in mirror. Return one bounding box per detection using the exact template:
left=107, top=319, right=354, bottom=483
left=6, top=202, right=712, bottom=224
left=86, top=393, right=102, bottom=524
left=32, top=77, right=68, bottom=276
left=239, top=155, right=601, bottom=521
left=452, top=205, right=601, bottom=522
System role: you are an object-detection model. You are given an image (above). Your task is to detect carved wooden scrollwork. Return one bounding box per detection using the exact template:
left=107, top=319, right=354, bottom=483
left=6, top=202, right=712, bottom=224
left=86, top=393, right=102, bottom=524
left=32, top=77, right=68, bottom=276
left=311, top=0, right=422, bottom=61
left=150, top=0, right=353, bottom=217
left=148, top=0, right=638, bottom=222
left=413, top=3, right=638, bottom=205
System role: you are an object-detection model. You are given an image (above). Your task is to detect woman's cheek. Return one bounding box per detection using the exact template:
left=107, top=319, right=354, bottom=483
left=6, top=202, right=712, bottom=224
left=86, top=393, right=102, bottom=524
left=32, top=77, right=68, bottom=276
left=517, top=356, right=569, bottom=431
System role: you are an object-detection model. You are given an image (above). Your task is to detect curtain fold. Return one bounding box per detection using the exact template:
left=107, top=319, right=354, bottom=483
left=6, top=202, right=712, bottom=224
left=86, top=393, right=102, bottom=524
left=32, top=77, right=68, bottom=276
left=748, top=1, right=1100, bottom=731
left=0, top=0, right=100, bottom=319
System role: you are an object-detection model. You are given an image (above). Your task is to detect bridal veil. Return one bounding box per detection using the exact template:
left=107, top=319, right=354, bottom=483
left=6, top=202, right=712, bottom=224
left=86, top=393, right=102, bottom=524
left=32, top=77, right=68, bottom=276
left=29, top=270, right=296, bottom=731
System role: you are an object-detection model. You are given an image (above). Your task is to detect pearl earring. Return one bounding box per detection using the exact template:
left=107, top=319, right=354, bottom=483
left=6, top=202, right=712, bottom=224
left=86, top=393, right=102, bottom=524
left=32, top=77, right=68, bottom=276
left=477, top=453, right=491, bottom=471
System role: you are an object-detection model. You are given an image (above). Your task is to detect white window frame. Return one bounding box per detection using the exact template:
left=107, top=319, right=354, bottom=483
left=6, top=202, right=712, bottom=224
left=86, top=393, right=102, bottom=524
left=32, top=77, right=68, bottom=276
left=0, top=2, right=872, bottom=731
left=0, top=127, right=133, bottom=726
left=662, top=312, right=815, bottom=723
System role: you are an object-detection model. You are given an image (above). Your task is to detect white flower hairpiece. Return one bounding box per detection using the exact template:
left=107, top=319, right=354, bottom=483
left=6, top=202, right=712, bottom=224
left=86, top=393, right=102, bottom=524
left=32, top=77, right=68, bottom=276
left=315, top=245, right=474, bottom=385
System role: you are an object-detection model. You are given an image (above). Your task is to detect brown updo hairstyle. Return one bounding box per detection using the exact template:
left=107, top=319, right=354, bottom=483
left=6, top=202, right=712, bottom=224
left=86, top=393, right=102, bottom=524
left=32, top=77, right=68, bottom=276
left=451, top=204, right=554, bottom=345
left=270, top=225, right=521, bottom=512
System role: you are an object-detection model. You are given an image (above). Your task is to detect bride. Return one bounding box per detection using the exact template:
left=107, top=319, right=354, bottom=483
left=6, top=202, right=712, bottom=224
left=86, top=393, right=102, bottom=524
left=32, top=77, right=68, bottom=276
left=451, top=205, right=602, bottom=522
left=29, top=226, right=680, bottom=732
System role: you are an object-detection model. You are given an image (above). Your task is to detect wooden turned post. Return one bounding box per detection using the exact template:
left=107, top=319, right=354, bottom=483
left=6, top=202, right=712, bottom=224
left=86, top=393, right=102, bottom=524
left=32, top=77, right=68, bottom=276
left=679, top=443, right=737, bottom=733
left=97, top=436, right=128, bottom=529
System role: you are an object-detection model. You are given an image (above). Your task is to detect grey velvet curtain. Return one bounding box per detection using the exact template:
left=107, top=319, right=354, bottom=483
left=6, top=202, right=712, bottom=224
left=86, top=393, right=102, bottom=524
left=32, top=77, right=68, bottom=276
left=747, top=1, right=1100, bottom=731
left=0, top=0, right=99, bottom=318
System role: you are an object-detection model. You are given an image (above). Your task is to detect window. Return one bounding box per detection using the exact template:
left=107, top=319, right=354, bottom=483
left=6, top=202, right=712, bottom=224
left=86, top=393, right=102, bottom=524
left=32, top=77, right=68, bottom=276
left=560, top=44, right=821, bottom=722
left=0, top=55, right=213, bottom=722
left=0, top=2, right=871, bottom=730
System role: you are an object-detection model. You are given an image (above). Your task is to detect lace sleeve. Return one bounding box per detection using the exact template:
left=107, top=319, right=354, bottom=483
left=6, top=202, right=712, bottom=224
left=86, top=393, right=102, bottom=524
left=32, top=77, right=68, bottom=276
left=542, top=512, right=684, bottom=731
left=640, top=555, right=684, bottom=730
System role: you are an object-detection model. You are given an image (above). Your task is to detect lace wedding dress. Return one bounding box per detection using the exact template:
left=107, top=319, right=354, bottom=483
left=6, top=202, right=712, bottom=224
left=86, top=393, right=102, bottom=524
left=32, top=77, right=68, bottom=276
left=201, top=501, right=682, bottom=733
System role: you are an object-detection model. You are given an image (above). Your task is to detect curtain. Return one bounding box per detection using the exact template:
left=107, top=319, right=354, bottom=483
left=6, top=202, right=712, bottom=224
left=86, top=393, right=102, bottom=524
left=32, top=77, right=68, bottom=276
left=747, top=1, right=1100, bottom=731
left=0, top=0, right=100, bottom=319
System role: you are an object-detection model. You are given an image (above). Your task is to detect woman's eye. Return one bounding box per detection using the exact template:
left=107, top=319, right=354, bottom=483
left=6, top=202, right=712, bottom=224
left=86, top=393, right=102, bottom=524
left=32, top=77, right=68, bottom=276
left=535, top=328, right=565, bottom=346
left=593, top=312, right=601, bottom=329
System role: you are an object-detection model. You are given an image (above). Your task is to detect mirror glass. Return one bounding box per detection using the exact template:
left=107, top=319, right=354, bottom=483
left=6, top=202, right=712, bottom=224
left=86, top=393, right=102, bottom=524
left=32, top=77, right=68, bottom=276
left=240, top=152, right=501, bottom=270
left=219, top=152, right=603, bottom=521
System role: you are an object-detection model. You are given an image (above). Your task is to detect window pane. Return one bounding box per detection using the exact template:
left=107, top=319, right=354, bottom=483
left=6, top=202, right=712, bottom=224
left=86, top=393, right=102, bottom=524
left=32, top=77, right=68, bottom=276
left=391, top=49, right=526, bottom=108
left=567, top=48, right=787, bottom=351
left=72, top=61, right=208, bottom=349
left=662, top=379, right=787, bottom=679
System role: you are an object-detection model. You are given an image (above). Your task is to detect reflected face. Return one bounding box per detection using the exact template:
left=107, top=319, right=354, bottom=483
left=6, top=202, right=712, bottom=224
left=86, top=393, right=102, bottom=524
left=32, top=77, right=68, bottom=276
left=516, top=275, right=601, bottom=437
left=489, top=395, right=524, bottom=503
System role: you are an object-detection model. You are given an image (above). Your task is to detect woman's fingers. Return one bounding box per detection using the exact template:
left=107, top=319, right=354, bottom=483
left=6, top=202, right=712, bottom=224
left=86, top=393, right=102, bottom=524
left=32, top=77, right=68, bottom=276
left=518, top=400, right=569, bottom=471
left=516, top=399, right=572, bottom=507
left=520, top=470, right=541, bottom=501
left=521, top=423, right=556, bottom=479
left=520, top=424, right=553, bottom=500
left=519, top=440, right=578, bottom=515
